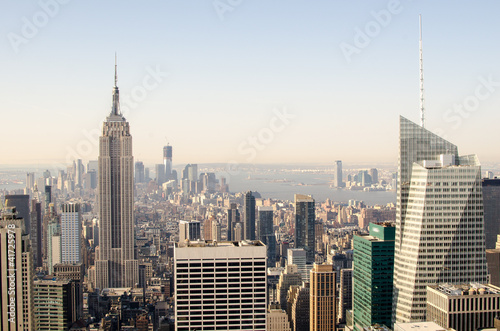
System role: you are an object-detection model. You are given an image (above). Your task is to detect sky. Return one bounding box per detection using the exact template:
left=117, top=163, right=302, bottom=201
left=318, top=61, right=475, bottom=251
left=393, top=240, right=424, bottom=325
left=1, top=1, right=500, bottom=167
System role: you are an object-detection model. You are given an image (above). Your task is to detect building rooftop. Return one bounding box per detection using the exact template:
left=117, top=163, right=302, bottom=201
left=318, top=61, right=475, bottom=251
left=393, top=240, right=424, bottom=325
left=175, top=240, right=264, bottom=248
left=429, top=283, right=500, bottom=296
left=394, top=321, right=449, bottom=331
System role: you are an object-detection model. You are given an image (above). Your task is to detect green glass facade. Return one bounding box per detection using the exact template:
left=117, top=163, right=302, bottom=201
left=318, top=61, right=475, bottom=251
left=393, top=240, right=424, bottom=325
left=353, top=223, right=395, bottom=330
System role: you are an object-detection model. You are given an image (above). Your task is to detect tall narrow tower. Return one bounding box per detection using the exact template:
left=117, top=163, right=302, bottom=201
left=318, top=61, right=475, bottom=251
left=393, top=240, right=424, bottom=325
left=95, top=60, right=138, bottom=289
left=163, top=144, right=172, bottom=181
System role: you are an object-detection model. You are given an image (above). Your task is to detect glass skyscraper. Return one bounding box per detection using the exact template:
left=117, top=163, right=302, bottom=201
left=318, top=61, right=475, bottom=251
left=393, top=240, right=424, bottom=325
left=294, top=194, right=315, bottom=264
left=392, top=116, right=488, bottom=323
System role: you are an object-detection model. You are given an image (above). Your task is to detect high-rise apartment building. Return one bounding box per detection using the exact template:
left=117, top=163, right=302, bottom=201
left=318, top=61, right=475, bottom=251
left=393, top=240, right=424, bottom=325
left=334, top=161, right=343, bottom=187
left=61, top=203, right=82, bottom=264
left=353, top=222, right=395, bottom=330
left=295, top=194, right=315, bottom=264
left=95, top=63, right=138, bottom=289
left=244, top=191, right=256, bottom=240
left=0, top=208, right=34, bottom=330
left=258, top=206, right=277, bottom=267
left=310, top=264, right=336, bottom=331
left=174, top=240, right=267, bottom=330
left=393, top=116, right=488, bottom=323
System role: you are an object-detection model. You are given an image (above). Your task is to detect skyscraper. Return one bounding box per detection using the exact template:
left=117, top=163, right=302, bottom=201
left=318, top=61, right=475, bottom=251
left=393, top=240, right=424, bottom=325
left=310, top=264, right=336, bottom=331
left=258, top=206, right=277, bottom=267
left=4, top=195, right=30, bottom=235
left=0, top=207, right=34, bottom=330
left=163, top=144, right=172, bottom=181
left=392, top=116, right=488, bottom=323
left=134, top=161, right=145, bottom=184
left=95, top=62, right=138, bottom=289
left=155, top=163, right=166, bottom=185
left=174, top=240, right=267, bottom=330
left=227, top=203, right=240, bottom=241
left=295, top=194, right=315, bottom=264
left=353, top=222, right=395, bottom=330
left=333, top=161, right=343, bottom=188
left=61, top=203, right=82, bottom=264
left=178, top=220, right=201, bottom=242
left=482, top=178, right=500, bottom=249
left=33, top=279, right=77, bottom=330
left=30, top=200, right=43, bottom=268
left=244, top=191, right=256, bottom=240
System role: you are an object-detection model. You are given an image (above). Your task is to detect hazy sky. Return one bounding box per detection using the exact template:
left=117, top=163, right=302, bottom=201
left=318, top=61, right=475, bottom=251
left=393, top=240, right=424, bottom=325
left=1, top=1, right=500, bottom=167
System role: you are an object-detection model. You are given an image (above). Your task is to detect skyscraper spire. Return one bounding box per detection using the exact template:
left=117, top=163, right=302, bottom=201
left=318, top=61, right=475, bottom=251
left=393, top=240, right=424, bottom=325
left=419, top=14, right=425, bottom=128
left=114, top=53, right=118, bottom=86
left=111, top=54, right=120, bottom=117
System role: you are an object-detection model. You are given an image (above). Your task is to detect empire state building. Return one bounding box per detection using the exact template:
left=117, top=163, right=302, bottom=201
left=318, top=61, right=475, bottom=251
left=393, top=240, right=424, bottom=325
left=95, top=62, right=138, bottom=289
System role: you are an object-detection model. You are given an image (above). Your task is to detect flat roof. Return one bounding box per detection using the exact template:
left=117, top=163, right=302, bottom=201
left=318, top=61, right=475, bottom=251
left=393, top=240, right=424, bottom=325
left=175, top=240, right=265, bottom=248
left=394, top=321, right=448, bottom=331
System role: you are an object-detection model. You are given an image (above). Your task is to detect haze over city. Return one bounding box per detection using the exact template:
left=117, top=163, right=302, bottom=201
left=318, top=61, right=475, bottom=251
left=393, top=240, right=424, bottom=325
left=2, top=1, right=500, bottom=166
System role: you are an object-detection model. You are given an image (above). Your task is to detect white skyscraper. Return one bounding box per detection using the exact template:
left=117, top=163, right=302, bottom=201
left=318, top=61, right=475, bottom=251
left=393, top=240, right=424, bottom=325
left=61, top=203, right=81, bottom=264
left=174, top=240, right=267, bottom=330
left=95, top=61, right=138, bottom=289
left=392, top=117, right=488, bottom=323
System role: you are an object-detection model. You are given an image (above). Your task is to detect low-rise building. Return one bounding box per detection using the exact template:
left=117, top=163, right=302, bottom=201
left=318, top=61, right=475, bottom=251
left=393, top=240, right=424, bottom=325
left=427, top=283, right=500, bottom=331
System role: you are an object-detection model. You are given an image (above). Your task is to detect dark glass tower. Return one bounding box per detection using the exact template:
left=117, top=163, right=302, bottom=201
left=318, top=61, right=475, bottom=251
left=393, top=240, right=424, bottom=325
left=294, top=194, right=315, bottom=264
left=257, top=206, right=276, bottom=267
left=353, top=222, right=395, bottom=330
left=244, top=191, right=256, bottom=240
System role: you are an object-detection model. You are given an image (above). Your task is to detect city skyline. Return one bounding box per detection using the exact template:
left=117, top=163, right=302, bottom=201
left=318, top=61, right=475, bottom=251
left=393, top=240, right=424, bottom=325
left=2, top=2, right=500, bottom=165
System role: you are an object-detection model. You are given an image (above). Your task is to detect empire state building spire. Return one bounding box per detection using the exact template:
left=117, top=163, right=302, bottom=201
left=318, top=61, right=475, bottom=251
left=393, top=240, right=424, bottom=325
left=110, top=54, right=122, bottom=118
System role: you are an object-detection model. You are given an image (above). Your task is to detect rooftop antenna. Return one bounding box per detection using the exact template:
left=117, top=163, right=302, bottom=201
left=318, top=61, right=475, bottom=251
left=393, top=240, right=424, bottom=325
left=114, top=52, right=118, bottom=87
left=419, top=14, right=425, bottom=128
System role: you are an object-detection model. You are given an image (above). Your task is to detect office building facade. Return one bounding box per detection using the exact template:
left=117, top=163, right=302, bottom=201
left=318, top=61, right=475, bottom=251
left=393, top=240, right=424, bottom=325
left=0, top=208, right=34, bottom=330
left=310, top=264, right=336, bottom=331
left=353, top=222, right=395, bottom=330
left=174, top=240, right=267, bottom=330
left=244, top=191, right=256, bottom=240
left=295, top=194, right=315, bottom=264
